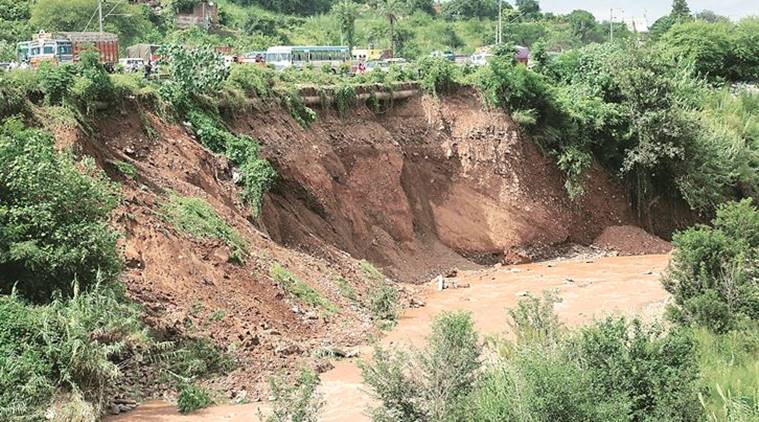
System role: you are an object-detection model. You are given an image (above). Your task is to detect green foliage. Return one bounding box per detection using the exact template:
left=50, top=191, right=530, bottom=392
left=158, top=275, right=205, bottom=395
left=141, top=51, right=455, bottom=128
left=0, top=284, right=150, bottom=420
left=283, top=88, right=316, bottom=128
left=270, top=264, right=336, bottom=312
left=227, top=64, right=275, bottom=98
left=333, top=275, right=356, bottom=301
left=416, top=56, right=458, bottom=95
left=334, top=83, right=357, bottom=116
left=177, top=384, right=213, bottom=414
left=266, top=368, right=323, bottom=422
left=159, top=193, right=248, bottom=263
left=0, top=119, right=120, bottom=301
left=362, top=311, right=481, bottom=421
left=663, top=199, right=759, bottom=332
left=359, top=260, right=398, bottom=322
left=109, top=160, right=138, bottom=180
left=158, top=44, right=230, bottom=112
left=186, top=111, right=276, bottom=216
left=332, top=0, right=359, bottom=53
left=506, top=291, right=563, bottom=346
left=694, top=325, right=759, bottom=421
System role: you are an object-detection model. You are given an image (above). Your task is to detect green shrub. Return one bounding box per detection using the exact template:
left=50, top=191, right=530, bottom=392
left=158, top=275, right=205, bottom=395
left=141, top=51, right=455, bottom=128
left=159, top=193, right=248, bottom=263
left=158, top=44, right=229, bottom=112
left=177, top=384, right=212, bottom=414
left=334, top=276, right=356, bottom=301
left=270, top=264, right=336, bottom=312
left=417, top=56, right=459, bottom=95
left=0, top=284, right=150, bottom=420
left=334, top=83, right=357, bottom=117
left=362, top=311, right=481, bottom=421
left=109, top=160, right=138, bottom=179
left=283, top=89, right=316, bottom=128
left=0, top=119, right=120, bottom=301
left=226, top=64, right=274, bottom=98
left=663, top=199, right=759, bottom=331
left=70, top=50, right=115, bottom=112
left=0, top=73, right=31, bottom=116
left=37, top=62, right=75, bottom=106
left=266, top=368, right=323, bottom=422
left=359, top=260, right=398, bottom=322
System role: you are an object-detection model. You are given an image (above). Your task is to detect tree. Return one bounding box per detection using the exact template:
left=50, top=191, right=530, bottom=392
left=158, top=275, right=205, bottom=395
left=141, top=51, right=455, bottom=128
left=441, top=0, right=499, bottom=21
left=406, top=0, right=435, bottom=15
left=516, top=0, right=541, bottom=20
left=374, top=0, right=407, bottom=55
left=671, top=0, right=691, bottom=22
left=662, top=20, right=733, bottom=81
left=566, top=9, right=601, bottom=44
left=696, top=10, right=728, bottom=23
left=333, top=0, right=359, bottom=54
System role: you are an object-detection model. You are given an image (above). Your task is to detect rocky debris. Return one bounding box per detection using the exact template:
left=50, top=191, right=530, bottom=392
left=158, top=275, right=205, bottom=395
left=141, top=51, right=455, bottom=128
left=275, top=343, right=302, bottom=356
left=593, top=225, right=672, bottom=256
left=445, top=267, right=459, bottom=278
left=409, top=297, right=425, bottom=308
left=312, top=359, right=335, bottom=374
left=108, top=399, right=138, bottom=415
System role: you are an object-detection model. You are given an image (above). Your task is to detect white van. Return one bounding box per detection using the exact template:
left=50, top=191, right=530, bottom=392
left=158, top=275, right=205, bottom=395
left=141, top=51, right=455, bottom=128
left=119, top=58, right=145, bottom=73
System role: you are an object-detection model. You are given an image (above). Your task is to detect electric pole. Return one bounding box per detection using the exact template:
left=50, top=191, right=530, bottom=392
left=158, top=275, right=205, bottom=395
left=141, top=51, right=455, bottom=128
left=99, top=0, right=104, bottom=33
left=609, top=8, right=614, bottom=42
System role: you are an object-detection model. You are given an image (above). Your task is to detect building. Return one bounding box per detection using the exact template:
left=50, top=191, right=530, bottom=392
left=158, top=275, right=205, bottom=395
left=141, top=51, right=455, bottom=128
left=176, top=1, right=219, bottom=30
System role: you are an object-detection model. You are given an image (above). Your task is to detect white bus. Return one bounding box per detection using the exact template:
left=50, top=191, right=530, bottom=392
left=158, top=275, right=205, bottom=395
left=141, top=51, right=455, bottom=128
left=264, top=46, right=350, bottom=71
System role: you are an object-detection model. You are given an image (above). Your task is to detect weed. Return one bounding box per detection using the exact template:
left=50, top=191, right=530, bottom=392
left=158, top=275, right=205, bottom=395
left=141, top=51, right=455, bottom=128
left=208, top=309, right=226, bottom=322
left=139, top=112, right=159, bottom=140
left=270, top=264, right=336, bottom=313
left=334, top=276, right=356, bottom=302
left=359, top=260, right=398, bottom=322
left=159, top=193, right=248, bottom=263
left=177, top=384, right=212, bottom=414
left=109, top=160, right=138, bottom=179
left=334, top=84, right=357, bottom=117
left=283, top=89, right=316, bottom=128
left=265, top=369, right=323, bottom=422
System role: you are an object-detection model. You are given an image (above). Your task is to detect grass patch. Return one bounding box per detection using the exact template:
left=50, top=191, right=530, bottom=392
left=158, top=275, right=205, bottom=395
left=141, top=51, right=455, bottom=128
left=177, top=384, right=212, bottom=414
left=695, top=325, right=759, bottom=420
left=109, top=160, right=138, bottom=179
left=270, top=264, right=336, bottom=313
left=159, top=193, right=248, bottom=263
left=359, top=260, right=398, bottom=323
left=334, top=275, right=357, bottom=302
left=208, top=309, right=226, bottom=322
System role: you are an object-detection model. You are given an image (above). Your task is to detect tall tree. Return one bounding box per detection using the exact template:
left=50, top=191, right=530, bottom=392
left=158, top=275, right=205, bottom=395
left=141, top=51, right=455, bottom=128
left=671, top=0, right=691, bottom=22
left=566, top=9, right=600, bottom=43
left=333, top=0, right=359, bottom=53
left=374, top=0, right=406, bottom=55
left=515, top=0, right=541, bottom=20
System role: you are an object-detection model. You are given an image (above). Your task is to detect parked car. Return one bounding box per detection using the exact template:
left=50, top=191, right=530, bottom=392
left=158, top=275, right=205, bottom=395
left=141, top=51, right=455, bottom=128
left=430, top=50, right=455, bottom=61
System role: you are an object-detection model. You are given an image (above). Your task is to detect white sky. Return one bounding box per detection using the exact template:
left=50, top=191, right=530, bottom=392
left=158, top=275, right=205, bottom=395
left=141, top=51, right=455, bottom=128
left=538, top=0, right=757, bottom=24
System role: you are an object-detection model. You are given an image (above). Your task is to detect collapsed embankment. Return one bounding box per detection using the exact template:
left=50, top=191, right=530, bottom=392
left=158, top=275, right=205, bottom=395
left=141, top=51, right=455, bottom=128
left=68, top=86, right=660, bottom=400
left=234, top=88, right=636, bottom=282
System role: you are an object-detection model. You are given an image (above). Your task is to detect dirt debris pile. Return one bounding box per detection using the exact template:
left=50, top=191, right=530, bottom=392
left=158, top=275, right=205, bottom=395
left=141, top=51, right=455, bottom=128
left=593, top=225, right=673, bottom=256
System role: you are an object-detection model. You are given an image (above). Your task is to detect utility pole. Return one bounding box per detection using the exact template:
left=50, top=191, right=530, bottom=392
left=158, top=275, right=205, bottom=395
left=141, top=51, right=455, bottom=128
left=495, top=0, right=503, bottom=44
left=609, top=8, right=614, bottom=42
left=99, top=0, right=104, bottom=33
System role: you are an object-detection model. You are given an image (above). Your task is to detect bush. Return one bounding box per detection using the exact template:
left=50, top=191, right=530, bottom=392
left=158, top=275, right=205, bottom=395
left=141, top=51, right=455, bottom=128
left=0, top=119, right=120, bottom=301
left=334, top=83, right=356, bottom=117
left=283, top=88, right=316, bottom=128
left=158, top=44, right=229, bottom=112
left=359, top=260, right=398, bottom=322
left=37, top=62, right=75, bottom=105
left=416, top=56, right=459, bottom=95
left=0, top=284, right=151, bottom=420
left=361, top=311, right=481, bottom=421
left=266, top=368, right=323, bottom=422
left=159, top=193, right=248, bottom=263
left=226, top=64, right=274, bottom=98
left=177, top=384, right=212, bottom=414
left=270, top=264, right=336, bottom=312
left=663, top=199, right=759, bottom=331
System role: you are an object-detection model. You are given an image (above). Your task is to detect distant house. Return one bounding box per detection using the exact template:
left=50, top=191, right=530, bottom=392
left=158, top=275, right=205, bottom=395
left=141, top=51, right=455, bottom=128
left=176, top=0, right=219, bottom=30
left=515, top=46, right=529, bottom=65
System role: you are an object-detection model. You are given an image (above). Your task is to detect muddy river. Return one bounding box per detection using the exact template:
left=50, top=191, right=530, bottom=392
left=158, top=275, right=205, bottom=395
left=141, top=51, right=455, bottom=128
left=111, top=254, right=671, bottom=422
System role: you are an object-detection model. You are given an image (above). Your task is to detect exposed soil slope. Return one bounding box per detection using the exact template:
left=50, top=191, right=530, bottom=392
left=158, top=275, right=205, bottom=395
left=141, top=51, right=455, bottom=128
left=66, top=88, right=660, bottom=402
left=233, top=89, right=635, bottom=282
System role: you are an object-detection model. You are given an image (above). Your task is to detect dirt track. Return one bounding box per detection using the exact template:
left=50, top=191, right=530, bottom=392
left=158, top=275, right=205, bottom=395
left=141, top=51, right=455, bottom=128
left=111, top=254, right=671, bottom=422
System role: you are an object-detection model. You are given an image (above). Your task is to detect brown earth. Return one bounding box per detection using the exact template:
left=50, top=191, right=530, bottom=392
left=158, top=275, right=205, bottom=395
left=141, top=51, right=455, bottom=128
left=594, top=225, right=673, bottom=256
left=63, top=88, right=667, bottom=407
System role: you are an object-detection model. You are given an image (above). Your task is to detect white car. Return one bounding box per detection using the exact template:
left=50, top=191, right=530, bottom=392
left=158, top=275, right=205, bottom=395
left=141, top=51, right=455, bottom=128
left=119, top=58, right=145, bottom=73
left=470, top=53, right=493, bottom=66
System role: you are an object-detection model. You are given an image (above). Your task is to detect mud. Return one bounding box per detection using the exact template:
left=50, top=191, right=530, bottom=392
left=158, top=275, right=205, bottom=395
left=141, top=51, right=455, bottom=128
left=110, top=254, right=671, bottom=422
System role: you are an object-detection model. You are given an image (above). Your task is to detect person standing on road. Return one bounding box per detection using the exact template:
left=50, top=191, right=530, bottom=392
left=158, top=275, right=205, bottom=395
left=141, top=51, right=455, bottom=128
left=144, top=60, right=153, bottom=79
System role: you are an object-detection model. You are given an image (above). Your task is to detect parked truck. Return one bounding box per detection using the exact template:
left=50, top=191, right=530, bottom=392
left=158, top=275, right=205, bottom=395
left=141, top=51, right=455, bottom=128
left=17, top=31, right=119, bottom=67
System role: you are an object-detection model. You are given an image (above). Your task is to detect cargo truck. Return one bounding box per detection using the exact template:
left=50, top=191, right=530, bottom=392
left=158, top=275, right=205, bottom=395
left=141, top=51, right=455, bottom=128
left=17, top=31, right=119, bottom=67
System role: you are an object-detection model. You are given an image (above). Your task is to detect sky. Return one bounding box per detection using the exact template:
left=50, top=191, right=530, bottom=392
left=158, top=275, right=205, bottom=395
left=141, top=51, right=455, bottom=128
left=538, top=0, right=757, bottom=26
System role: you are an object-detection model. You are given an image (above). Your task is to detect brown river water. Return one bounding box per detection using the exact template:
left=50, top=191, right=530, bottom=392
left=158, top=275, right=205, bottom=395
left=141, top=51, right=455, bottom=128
left=110, top=254, right=671, bottom=422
